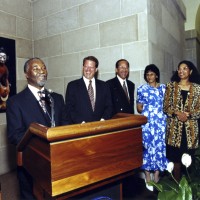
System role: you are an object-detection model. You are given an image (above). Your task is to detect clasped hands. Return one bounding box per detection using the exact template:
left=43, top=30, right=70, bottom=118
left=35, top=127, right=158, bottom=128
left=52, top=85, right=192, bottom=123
left=175, top=111, right=189, bottom=122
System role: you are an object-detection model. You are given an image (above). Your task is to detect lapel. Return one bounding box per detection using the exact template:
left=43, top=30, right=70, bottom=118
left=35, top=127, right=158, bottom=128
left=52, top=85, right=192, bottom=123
left=80, top=78, right=94, bottom=111
left=115, top=77, right=129, bottom=101
left=95, top=79, right=100, bottom=111
left=126, top=80, right=133, bottom=102
left=25, top=87, right=52, bottom=126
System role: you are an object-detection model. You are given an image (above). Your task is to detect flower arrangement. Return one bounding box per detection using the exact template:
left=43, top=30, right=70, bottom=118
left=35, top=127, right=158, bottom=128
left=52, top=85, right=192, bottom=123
left=149, top=151, right=200, bottom=200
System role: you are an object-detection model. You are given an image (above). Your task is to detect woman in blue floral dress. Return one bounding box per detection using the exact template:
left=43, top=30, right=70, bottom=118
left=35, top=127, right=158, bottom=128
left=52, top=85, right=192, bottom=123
left=137, top=64, right=168, bottom=188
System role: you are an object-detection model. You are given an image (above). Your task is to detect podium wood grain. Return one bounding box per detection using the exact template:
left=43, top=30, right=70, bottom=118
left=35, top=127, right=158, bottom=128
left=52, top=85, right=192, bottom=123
left=17, top=113, right=147, bottom=199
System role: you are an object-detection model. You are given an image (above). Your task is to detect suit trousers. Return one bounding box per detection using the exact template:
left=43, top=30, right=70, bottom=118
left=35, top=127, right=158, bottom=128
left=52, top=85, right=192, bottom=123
left=17, top=166, right=36, bottom=200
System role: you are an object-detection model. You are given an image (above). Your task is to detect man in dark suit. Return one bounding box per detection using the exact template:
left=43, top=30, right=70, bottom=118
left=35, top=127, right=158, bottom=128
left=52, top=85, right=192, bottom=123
left=6, top=58, right=69, bottom=200
left=65, top=56, right=113, bottom=124
left=106, top=59, right=135, bottom=115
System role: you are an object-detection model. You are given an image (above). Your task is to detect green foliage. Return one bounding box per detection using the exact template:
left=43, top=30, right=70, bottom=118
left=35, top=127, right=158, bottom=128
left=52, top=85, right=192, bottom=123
left=189, top=148, right=200, bottom=200
left=148, top=147, right=200, bottom=200
left=149, top=176, right=192, bottom=200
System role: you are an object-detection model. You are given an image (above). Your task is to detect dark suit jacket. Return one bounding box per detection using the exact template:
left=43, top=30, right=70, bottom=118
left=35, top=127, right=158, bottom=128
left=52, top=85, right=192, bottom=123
left=6, top=87, right=69, bottom=145
left=106, top=77, right=135, bottom=115
left=65, top=78, right=113, bottom=124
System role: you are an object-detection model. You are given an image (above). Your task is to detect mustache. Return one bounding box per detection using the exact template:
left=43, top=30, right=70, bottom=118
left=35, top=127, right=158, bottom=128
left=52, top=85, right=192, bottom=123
left=38, top=74, right=47, bottom=78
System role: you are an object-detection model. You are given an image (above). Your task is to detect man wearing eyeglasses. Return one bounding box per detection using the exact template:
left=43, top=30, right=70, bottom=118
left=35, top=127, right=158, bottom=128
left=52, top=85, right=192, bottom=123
left=107, top=59, right=135, bottom=115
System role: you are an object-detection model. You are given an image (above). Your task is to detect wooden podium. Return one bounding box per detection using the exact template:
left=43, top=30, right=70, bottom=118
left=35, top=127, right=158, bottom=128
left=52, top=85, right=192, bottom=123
left=17, top=113, right=147, bottom=199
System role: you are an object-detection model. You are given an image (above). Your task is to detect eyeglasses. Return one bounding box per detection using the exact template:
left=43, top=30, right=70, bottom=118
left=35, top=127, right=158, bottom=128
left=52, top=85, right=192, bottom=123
left=118, top=66, right=128, bottom=70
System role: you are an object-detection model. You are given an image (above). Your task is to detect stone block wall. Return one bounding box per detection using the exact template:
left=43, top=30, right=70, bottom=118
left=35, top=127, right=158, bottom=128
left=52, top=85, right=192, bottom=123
left=0, top=0, right=186, bottom=174
left=0, top=0, right=33, bottom=174
left=185, top=29, right=200, bottom=71
left=32, top=0, right=149, bottom=96
left=148, top=0, right=186, bottom=83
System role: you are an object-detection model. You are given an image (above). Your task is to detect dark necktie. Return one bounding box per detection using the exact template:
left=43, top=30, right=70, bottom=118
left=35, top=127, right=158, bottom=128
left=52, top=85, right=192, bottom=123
left=123, top=81, right=130, bottom=102
left=88, top=80, right=95, bottom=111
left=38, top=91, right=46, bottom=113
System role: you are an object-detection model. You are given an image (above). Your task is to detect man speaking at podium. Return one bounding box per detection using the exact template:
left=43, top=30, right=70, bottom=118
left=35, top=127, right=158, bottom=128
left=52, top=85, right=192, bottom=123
left=6, top=58, right=69, bottom=200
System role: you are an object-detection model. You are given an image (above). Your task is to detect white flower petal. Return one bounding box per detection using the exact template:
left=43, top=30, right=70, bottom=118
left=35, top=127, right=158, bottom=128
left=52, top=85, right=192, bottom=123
left=181, top=153, right=192, bottom=168
left=166, top=162, right=174, bottom=173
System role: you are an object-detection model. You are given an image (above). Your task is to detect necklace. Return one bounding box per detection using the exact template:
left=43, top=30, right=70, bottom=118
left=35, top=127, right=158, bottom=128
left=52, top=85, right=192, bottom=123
left=178, top=81, right=191, bottom=86
left=178, top=84, right=190, bottom=86
left=178, top=82, right=191, bottom=91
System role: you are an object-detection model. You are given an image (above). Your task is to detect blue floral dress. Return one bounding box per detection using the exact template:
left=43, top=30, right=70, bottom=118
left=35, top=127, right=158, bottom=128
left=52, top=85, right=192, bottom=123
left=137, top=84, right=168, bottom=171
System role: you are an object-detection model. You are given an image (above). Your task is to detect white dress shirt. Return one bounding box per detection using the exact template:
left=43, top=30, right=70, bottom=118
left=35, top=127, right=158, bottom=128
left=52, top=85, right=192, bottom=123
left=117, top=75, right=130, bottom=98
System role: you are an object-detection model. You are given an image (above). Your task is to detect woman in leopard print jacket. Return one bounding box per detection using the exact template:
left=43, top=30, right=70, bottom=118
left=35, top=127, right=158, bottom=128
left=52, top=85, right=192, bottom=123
left=163, top=60, right=200, bottom=182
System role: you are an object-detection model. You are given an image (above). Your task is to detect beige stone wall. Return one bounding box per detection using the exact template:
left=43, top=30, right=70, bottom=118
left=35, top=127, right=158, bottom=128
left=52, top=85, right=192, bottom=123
left=0, top=0, right=33, bottom=174
left=148, top=0, right=186, bottom=83
left=185, top=30, right=200, bottom=71
left=0, top=0, right=186, bottom=175
left=182, top=0, right=200, bottom=31
left=32, top=0, right=186, bottom=95
left=32, top=0, right=148, bottom=96
left=183, top=0, right=200, bottom=70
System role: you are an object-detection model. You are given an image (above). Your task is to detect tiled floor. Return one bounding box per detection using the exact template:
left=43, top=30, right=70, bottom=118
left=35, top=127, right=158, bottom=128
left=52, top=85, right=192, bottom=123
left=0, top=170, right=20, bottom=200
left=0, top=170, right=158, bottom=200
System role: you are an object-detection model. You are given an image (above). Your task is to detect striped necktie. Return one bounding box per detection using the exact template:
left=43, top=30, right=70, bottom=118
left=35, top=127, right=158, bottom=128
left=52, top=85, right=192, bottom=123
left=38, top=91, right=46, bottom=113
left=88, top=80, right=95, bottom=111
left=123, top=81, right=130, bottom=102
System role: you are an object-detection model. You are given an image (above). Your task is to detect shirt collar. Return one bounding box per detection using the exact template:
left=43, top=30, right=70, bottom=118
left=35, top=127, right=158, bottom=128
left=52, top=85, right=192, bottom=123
left=83, top=76, right=95, bottom=87
left=117, top=75, right=127, bottom=86
left=28, top=84, right=45, bottom=101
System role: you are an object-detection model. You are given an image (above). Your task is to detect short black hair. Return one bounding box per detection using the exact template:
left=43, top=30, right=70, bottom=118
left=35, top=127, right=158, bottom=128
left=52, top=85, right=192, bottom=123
left=24, top=57, right=41, bottom=73
left=144, top=64, right=160, bottom=82
left=115, top=59, right=129, bottom=68
left=83, top=56, right=99, bottom=68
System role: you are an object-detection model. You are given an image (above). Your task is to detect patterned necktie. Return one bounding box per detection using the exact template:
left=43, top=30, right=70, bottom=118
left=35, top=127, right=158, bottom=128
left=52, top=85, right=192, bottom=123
left=123, top=81, right=130, bottom=102
left=38, top=91, right=46, bottom=113
left=88, top=80, right=95, bottom=111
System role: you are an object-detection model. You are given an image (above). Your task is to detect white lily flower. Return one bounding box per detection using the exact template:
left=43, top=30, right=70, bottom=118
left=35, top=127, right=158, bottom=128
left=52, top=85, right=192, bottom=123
left=166, top=162, right=174, bottom=173
left=181, top=153, right=192, bottom=168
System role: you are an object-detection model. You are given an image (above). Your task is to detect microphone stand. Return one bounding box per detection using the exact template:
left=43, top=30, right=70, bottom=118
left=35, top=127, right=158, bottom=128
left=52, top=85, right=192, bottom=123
left=49, top=96, right=55, bottom=127
left=45, top=90, right=55, bottom=127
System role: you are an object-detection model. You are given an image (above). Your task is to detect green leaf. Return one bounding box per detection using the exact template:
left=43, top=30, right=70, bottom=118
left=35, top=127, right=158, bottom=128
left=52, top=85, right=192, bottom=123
left=178, top=176, right=193, bottom=200
left=157, top=190, right=180, bottom=200
left=149, top=178, right=179, bottom=193
left=148, top=181, right=163, bottom=192
left=159, top=178, right=179, bottom=192
left=190, top=181, right=200, bottom=199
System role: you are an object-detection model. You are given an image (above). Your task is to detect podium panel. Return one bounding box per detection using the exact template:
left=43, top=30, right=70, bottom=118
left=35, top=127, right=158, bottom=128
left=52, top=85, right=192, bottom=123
left=17, top=113, right=147, bottom=199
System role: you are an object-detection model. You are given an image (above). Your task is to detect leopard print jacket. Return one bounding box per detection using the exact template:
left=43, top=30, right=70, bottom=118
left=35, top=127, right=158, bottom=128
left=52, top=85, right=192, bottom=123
left=163, top=82, right=200, bottom=149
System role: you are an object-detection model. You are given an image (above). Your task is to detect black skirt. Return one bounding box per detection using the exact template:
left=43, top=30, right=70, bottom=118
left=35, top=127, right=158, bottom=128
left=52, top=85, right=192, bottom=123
left=166, top=124, right=195, bottom=162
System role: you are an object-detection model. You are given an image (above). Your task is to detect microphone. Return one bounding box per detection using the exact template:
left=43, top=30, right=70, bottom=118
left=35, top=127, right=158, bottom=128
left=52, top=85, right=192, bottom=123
left=46, top=88, right=53, bottom=94
left=44, top=88, right=53, bottom=97
left=41, top=89, right=52, bottom=103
